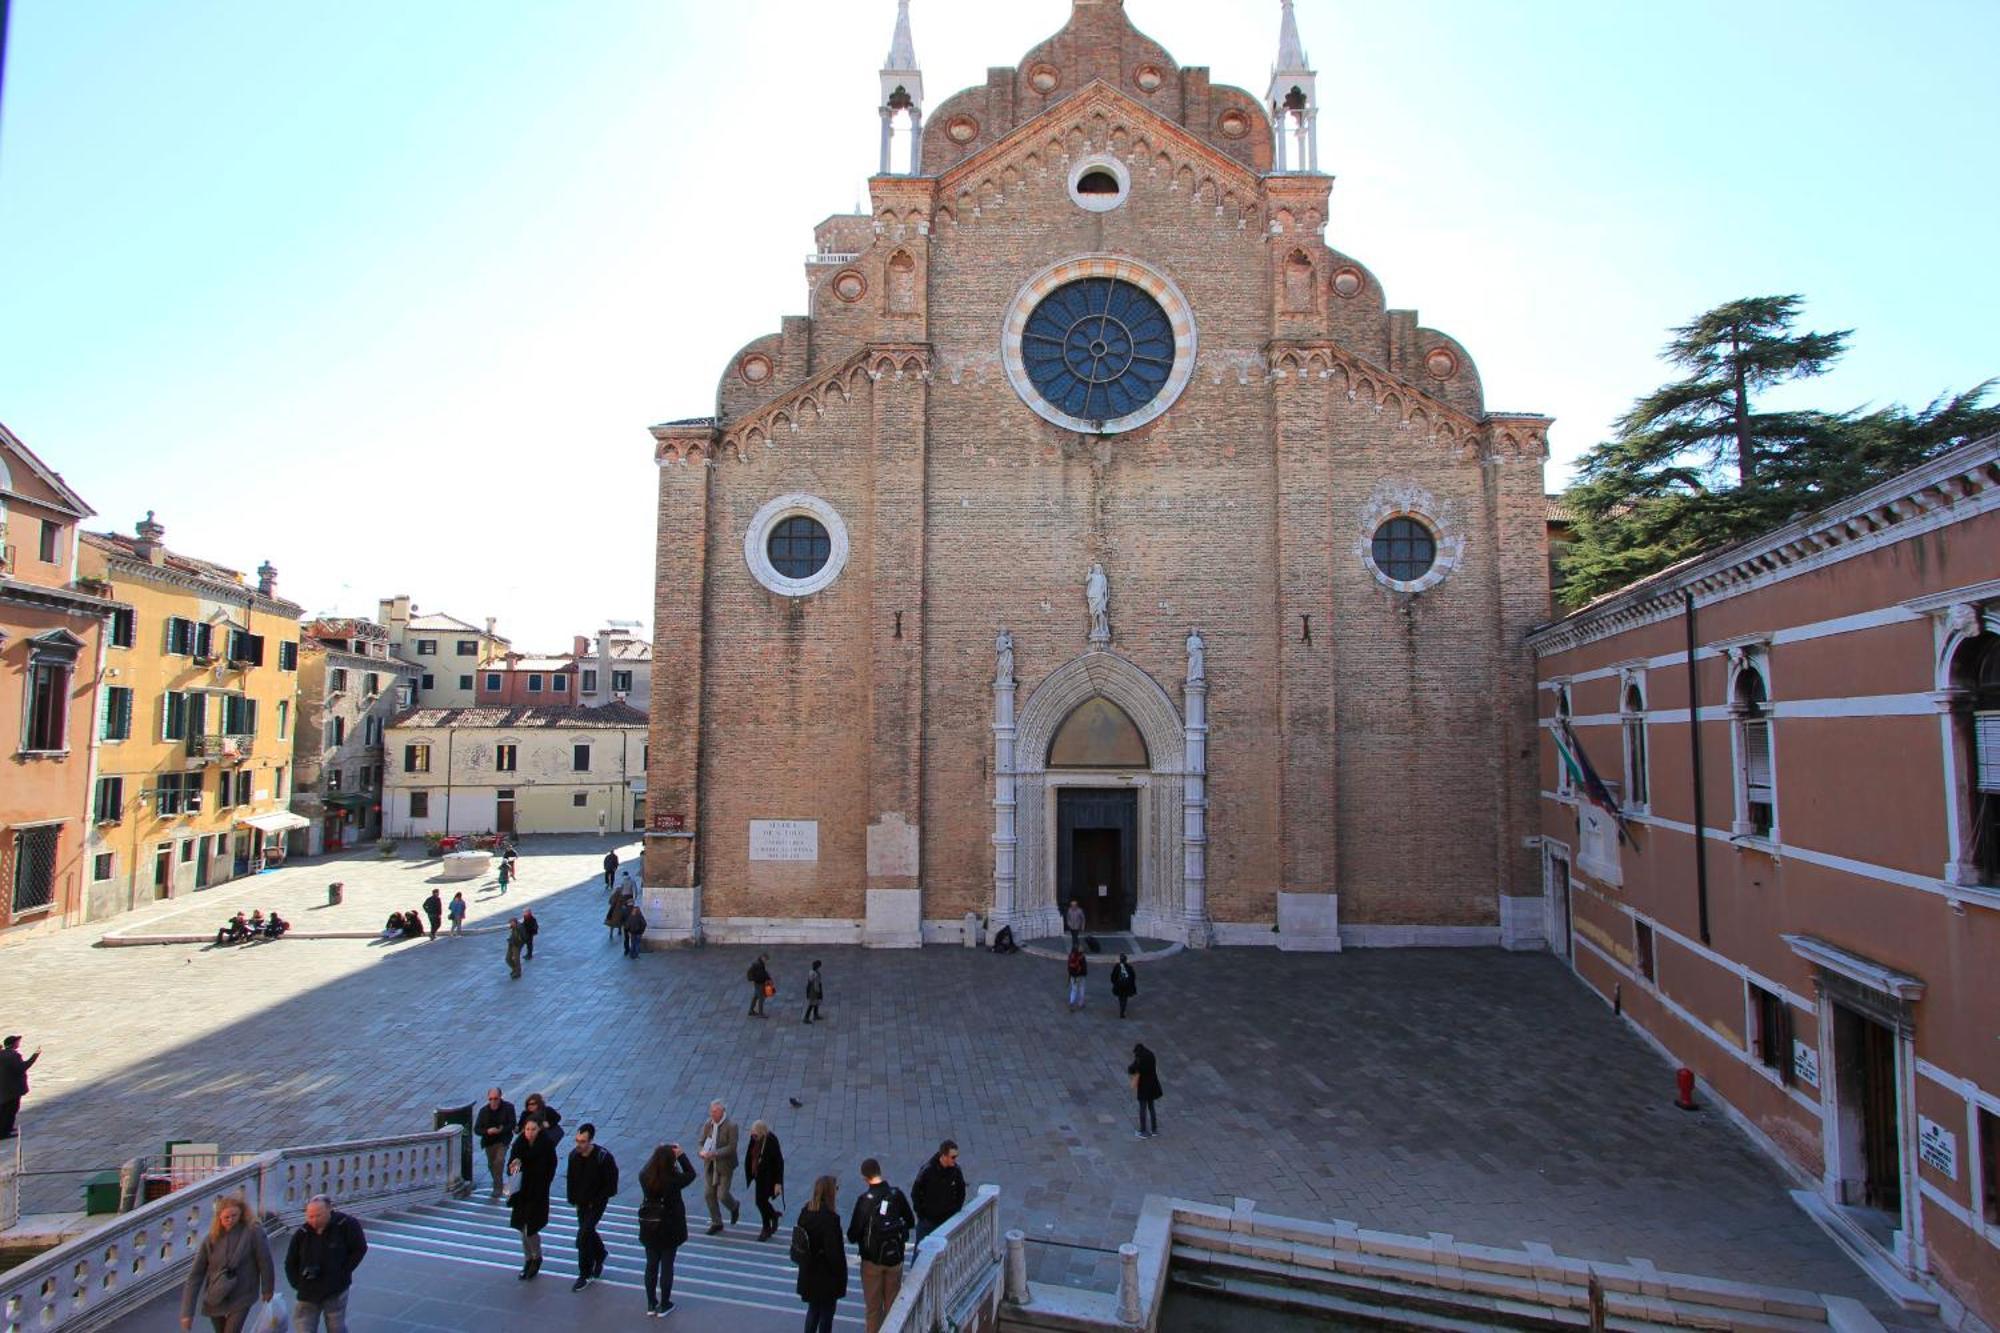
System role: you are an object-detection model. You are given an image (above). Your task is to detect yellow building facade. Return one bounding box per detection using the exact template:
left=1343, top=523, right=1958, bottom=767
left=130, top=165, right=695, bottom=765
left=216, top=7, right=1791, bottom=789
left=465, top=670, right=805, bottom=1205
left=79, top=516, right=306, bottom=912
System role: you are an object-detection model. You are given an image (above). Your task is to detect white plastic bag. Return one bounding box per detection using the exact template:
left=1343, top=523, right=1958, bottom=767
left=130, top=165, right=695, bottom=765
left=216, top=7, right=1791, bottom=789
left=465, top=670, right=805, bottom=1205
left=258, top=1292, right=290, bottom=1333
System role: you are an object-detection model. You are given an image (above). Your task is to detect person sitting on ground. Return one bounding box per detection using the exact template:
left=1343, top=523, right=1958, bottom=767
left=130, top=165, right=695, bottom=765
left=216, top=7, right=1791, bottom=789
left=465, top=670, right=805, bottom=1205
left=401, top=910, right=426, bottom=939
left=264, top=911, right=289, bottom=939
left=216, top=912, right=251, bottom=947
left=383, top=913, right=404, bottom=938
left=248, top=909, right=266, bottom=933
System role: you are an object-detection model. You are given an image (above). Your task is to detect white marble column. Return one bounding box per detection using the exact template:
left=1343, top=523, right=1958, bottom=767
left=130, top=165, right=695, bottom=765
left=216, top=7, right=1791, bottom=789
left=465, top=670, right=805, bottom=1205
left=991, top=631, right=1020, bottom=931
left=1182, top=630, right=1213, bottom=946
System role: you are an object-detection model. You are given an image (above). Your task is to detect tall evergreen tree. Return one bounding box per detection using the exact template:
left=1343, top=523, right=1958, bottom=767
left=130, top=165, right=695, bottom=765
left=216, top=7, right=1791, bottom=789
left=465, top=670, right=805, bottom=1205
left=1559, top=296, right=1998, bottom=608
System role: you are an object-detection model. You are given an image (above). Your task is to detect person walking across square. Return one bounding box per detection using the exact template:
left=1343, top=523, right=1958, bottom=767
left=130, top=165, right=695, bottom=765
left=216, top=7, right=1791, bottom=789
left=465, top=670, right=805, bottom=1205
left=1065, top=899, right=1086, bottom=949
left=846, top=1159, right=915, bottom=1333
left=474, top=1088, right=517, bottom=1198
left=506, top=1117, right=559, bottom=1279
left=1065, top=947, right=1088, bottom=1011
left=747, top=953, right=772, bottom=1016
left=1127, top=1043, right=1163, bottom=1140
left=793, top=1175, right=847, bottom=1333
left=802, top=959, right=824, bottom=1024
left=565, top=1124, right=619, bottom=1290
left=179, top=1191, right=272, bottom=1333
left=447, top=891, right=467, bottom=937
left=505, top=918, right=524, bottom=979
left=695, top=1101, right=740, bottom=1235
left=521, top=908, right=539, bottom=961
left=602, top=850, right=619, bottom=889
left=422, top=889, right=442, bottom=941
left=1109, top=953, right=1138, bottom=1019
left=622, top=901, right=648, bottom=958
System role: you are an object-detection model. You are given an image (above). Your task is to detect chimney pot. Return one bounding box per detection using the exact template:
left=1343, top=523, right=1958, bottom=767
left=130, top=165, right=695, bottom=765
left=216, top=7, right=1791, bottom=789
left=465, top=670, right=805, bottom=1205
left=256, top=561, right=278, bottom=597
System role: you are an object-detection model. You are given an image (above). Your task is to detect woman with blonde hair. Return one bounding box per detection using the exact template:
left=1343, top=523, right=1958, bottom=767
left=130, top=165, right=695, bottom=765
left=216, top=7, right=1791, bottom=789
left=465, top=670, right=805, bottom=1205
left=793, top=1174, right=846, bottom=1333
left=178, top=1192, right=274, bottom=1333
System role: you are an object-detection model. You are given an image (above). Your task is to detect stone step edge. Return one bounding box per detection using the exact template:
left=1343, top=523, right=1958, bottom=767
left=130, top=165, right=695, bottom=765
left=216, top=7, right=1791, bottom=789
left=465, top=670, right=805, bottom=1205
left=1172, top=1265, right=1560, bottom=1333
left=1170, top=1204, right=1837, bottom=1322
left=364, top=1230, right=799, bottom=1296
left=1170, top=1230, right=1842, bottom=1333
left=1787, top=1190, right=1942, bottom=1316
left=1173, top=1245, right=1584, bottom=1332
left=373, top=1214, right=798, bottom=1281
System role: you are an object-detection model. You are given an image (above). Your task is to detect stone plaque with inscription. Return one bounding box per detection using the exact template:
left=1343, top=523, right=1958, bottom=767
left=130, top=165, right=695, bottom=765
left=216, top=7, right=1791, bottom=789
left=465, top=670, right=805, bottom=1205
left=749, top=819, right=819, bottom=862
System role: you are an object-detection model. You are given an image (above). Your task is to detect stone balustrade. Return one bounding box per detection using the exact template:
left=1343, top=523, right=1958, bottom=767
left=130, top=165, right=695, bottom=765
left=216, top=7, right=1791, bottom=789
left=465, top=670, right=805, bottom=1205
left=0, top=1128, right=458, bottom=1333
left=880, top=1183, right=1004, bottom=1333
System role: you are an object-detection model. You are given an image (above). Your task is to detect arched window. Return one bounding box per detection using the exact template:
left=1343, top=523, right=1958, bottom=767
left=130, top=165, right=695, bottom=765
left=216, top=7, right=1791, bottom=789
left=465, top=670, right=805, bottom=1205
left=1047, top=697, right=1148, bottom=769
left=1953, top=633, right=2000, bottom=882
left=1731, top=659, right=1775, bottom=839
left=1621, top=680, right=1649, bottom=812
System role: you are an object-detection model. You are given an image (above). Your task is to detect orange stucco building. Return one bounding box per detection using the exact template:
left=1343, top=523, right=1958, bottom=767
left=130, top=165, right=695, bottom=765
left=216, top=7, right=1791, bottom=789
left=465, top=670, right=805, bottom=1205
left=1531, top=434, right=2000, bottom=1327
left=0, top=423, right=119, bottom=934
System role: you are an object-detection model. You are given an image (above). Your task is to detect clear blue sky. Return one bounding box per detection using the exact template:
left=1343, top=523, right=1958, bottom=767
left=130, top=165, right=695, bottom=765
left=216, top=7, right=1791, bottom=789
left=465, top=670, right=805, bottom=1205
left=3, top=1, right=1995, bottom=649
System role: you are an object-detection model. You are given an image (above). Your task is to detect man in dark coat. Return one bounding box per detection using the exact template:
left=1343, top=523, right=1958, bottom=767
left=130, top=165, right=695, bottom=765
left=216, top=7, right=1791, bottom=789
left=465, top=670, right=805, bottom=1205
left=1109, top=953, right=1138, bottom=1019
left=744, top=1121, right=786, bottom=1241
left=909, top=1140, right=967, bottom=1245
left=747, top=953, right=772, bottom=1017
left=565, top=1123, right=620, bottom=1290
left=622, top=902, right=648, bottom=958
left=422, top=889, right=443, bottom=940
left=285, top=1195, right=367, bottom=1331
left=1128, top=1043, right=1163, bottom=1140
left=521, top=908, right=540, bottom=960
left=474, top=1087, right=517, bottom=1198
left=0, top=1036, right=39, bottom=1139
left=602, top=849, right=619, bottom=888
left=846, top=1158, right=915, bottom=1333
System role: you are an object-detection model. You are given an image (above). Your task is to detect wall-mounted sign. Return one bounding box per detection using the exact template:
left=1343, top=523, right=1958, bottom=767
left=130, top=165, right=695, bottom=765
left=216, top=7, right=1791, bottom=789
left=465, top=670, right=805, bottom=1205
left=1791, top=1040, right=1820, bottom=1089
left=652, top=811, right=686, bottom=833
left=1918, top=1117, right=1957, bottom=1180
left=750, top=819, right=818, bottom=862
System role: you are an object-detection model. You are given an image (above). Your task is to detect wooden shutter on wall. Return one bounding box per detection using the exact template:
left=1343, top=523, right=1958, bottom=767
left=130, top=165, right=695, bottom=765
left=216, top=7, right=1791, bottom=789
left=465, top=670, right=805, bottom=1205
left=1744, top=719, right=1774, bottom=799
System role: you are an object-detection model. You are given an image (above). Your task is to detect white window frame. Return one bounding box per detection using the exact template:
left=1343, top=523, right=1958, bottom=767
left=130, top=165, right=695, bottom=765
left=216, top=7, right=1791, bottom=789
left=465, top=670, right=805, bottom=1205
left=1726, top=646, right=1779, bottom=845
left=1932, top=602, right=2000, bottom=888
left=744, top=493, right=852, bottom=598
left=1620, top=671, right=1650, bottom=815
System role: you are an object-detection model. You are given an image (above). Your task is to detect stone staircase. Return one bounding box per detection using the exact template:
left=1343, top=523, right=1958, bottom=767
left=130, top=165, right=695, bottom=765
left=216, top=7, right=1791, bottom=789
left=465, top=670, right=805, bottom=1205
left=365, top=1193, right=862, bottom=1326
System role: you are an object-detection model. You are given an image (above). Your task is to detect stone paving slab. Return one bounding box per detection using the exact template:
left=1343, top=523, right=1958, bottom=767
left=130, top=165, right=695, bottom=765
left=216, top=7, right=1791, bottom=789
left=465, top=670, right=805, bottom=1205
left=0, top=835, right=1925, bottom=1328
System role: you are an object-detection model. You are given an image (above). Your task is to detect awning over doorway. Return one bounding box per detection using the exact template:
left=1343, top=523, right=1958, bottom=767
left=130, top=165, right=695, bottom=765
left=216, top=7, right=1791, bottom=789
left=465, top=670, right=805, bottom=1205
left=323, top=794, right=371, bottom=814
left=234, top=810, right=310, bottom=833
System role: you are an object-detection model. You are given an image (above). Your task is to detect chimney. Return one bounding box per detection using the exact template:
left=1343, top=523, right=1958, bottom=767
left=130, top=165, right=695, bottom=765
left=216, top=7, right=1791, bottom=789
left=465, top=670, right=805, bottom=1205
left=256, top=561, right=278, bottom=597
left=377, top=594, right=411, bottom=629
left=133, top=511, right=167, bottom=565
left=573, top=635, right=590, bottom=659
left=485, top=616, right=497, bottom=642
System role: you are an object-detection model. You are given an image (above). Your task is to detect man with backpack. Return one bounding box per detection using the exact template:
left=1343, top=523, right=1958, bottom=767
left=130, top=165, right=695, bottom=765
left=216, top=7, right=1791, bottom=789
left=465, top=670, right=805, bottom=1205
left=845, top=1157, right=915, bottom=1333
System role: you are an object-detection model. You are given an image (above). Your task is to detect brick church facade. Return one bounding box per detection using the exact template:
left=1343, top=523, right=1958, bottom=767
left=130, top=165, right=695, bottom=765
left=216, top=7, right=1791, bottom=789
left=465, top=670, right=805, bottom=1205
left=642, top=0, right=1553, bottom=949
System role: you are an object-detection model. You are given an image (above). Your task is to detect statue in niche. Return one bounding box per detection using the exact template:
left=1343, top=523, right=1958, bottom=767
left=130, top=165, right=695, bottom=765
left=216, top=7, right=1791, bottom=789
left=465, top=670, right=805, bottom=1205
left=1085, top=564, right=1110, bottom=646
left=995, top=628, right=1014, bottom=683
left=1186, top=628, right=1205, bottom=682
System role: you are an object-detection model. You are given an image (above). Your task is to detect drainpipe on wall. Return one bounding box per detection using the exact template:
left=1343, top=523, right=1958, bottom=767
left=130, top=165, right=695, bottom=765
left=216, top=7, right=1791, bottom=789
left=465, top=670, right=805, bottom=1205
left=444, top=728, right=454, bottom=836
left=1684, top=589, right=1711, bottom=946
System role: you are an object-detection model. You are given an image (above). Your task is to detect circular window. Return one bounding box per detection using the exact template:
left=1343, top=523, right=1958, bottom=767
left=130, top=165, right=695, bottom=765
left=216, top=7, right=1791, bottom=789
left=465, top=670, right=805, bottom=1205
left=1217, top=109, right=1252, bottom=139
left=1331, top=267, right=1363, bottom=299
left=1002, top=254, right=1196, bottom=435
left=1370, top=517, right=1437, bottom=582
left=744, top=495, right=850, bottom=597
left=739, top=353, right=772, bottom=385
left=831, top=270, right=866, bottom=302
left=945, top=115, right=979, bottom=144
left=767, top=515, right=830, bottom=579
left=1065, top=155, right=1130, bottom=213
left=1134, top=65, right=1165, bottom=93
left=1022, top=279, right=1172, bottom=424
left=1028, top=64, right=1060, bottom=94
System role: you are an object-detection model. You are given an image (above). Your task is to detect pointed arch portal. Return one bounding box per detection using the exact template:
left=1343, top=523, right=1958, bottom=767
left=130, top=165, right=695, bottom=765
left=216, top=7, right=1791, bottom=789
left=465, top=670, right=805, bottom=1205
left=992, top=649, right=1211, bottom=944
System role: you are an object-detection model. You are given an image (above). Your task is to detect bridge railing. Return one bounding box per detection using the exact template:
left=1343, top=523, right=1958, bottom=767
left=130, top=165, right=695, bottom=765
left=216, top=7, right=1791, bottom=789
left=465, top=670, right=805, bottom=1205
left=880, top=1182, right=1005, bottom=1333
left=0, top=1127, right=459, bottom=1333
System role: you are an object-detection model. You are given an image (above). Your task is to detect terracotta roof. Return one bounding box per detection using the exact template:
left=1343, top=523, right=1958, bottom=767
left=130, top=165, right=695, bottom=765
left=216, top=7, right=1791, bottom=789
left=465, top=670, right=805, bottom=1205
left=405, top=612, right=482, bottom=633
left=652, top=416, right=717, bottom=429
left=1546, top=495, right=1577, bottom=524
left=606, top=639, right=653, bottom=661
left=498, top=656, right=575, bottom=672
left=84, top=530, right=244, bottom=584
left=387, top=702, right=647, bottom=730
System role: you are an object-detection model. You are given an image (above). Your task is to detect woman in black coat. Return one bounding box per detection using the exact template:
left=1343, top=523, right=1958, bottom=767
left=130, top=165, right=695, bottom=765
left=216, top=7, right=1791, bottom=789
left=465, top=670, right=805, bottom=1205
left=744, top=1120, right=786, bottom=1241
left=521, top=1091, right=563, bottom=1147
left=636, top=1142, right=697, bottom=1316
left=1127, top=1043, right=1163, bottom=1139
left=506, top=1116, right=559, bottom=1279
left=794, top=1174, right=847, bottom=1333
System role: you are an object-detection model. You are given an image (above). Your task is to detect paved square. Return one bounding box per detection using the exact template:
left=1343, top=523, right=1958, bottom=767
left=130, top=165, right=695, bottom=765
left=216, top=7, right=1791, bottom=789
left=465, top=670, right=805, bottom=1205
left=0, top=837, right=1913, bottom=1324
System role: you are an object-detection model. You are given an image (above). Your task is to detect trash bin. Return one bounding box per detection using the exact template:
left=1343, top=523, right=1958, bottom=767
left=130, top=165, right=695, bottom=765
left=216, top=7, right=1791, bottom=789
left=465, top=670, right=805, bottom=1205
left=434, top=1103, right=474, bottom=1187
left=83, top=1171, right=121, bottom=1216
left=327, top=882, right=344, bottom=906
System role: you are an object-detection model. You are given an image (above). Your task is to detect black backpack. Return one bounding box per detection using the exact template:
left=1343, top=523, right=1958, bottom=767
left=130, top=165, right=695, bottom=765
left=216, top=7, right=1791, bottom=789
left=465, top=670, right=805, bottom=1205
left=789, top=1217, right=816, bottom=1266
left=861, top=1187, right=909, bottom=1266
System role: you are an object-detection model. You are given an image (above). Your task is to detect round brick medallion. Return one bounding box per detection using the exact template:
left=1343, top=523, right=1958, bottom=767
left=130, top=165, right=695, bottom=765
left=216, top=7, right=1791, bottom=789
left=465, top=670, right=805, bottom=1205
left=1425, top=347, right=1459, bottom=380
left=1331, top=267, right=1364, bottom=299
left=831, top=270, right=867, bottom=303
left=1217, top=108, right=1251, bottom=139
left=945, top=115, right=979, bottom=144
left=738, top=353, right=772, bottom=385
left=1028, top=64, right=1060, bottom=94
left=1134, top=65, right=1165, bottom=93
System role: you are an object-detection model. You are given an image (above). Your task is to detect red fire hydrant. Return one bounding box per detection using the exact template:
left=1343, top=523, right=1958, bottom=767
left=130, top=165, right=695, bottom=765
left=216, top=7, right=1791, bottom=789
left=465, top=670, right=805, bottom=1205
left=1675, top=1066, right=1698, bottom=1112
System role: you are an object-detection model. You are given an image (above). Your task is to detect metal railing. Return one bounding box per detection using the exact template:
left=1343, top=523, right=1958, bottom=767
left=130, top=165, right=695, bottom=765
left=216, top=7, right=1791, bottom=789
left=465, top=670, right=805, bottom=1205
left=806, top=251, right=861, bottom=265
left=880, top=1183, right=1004, bottom=1333
left=0, top=1127, right=458, bottom=1333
